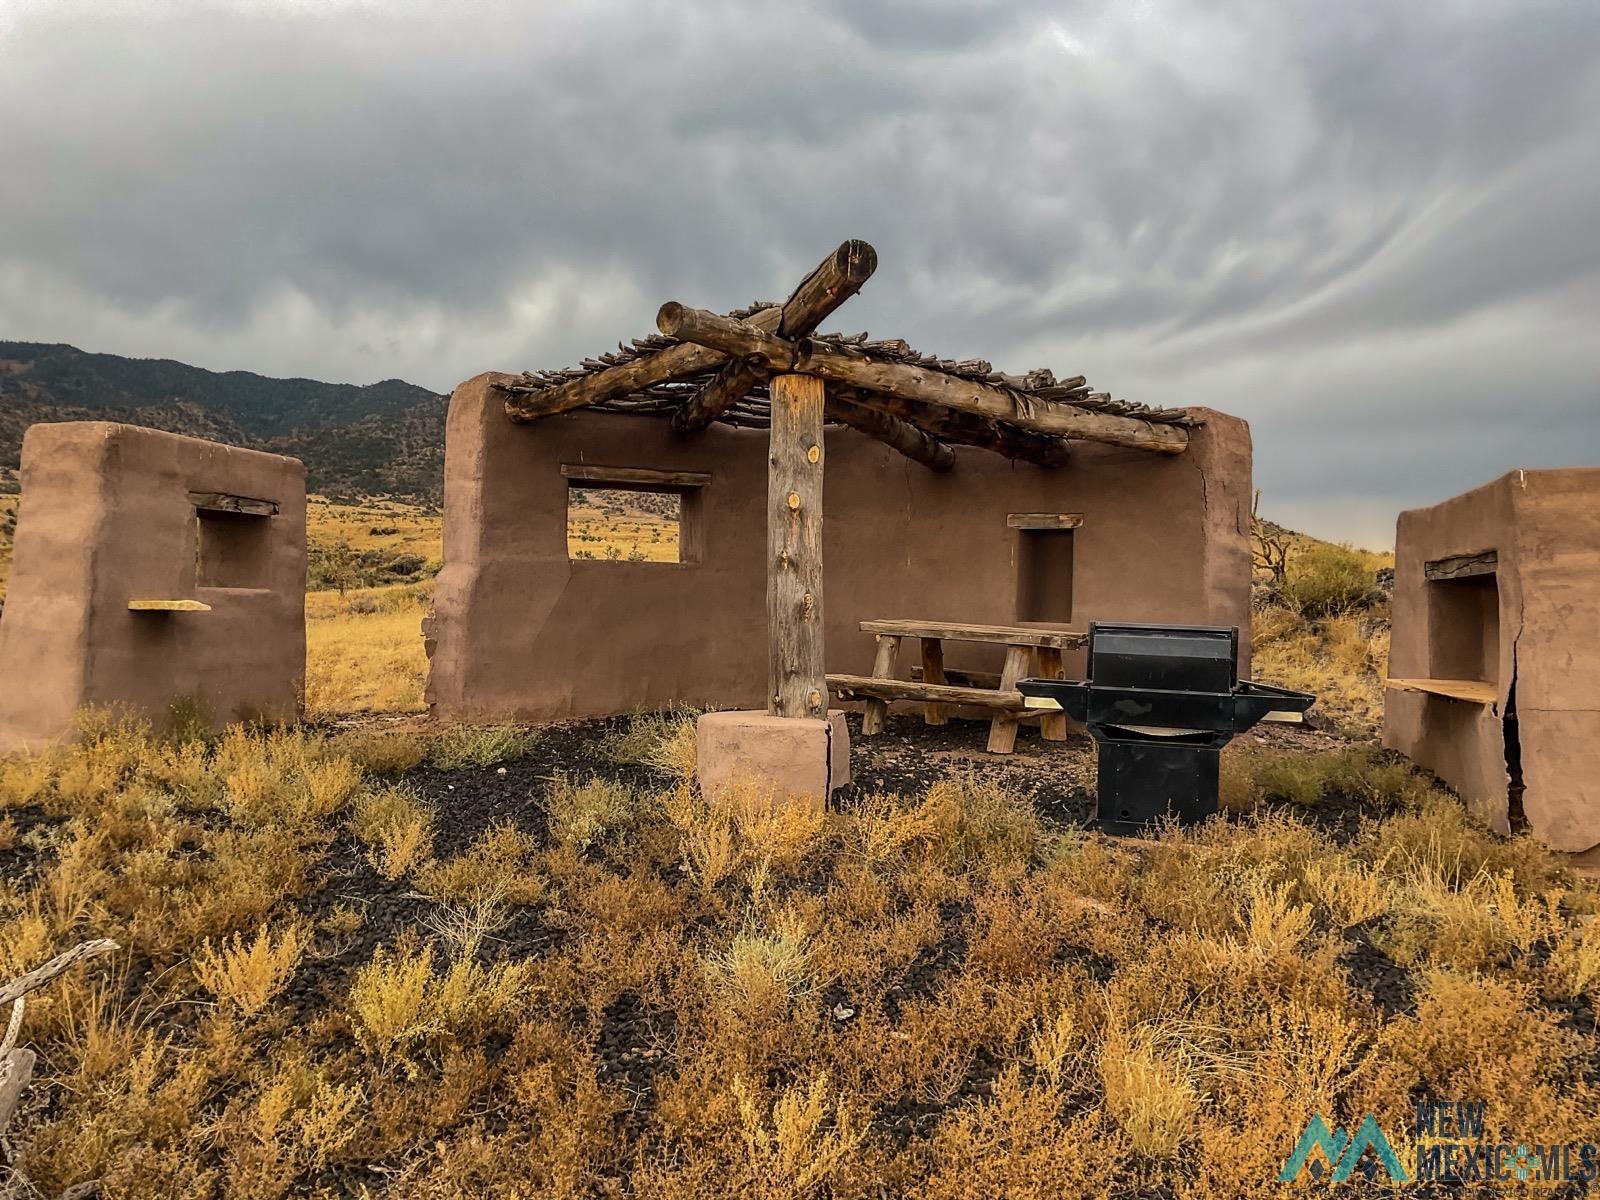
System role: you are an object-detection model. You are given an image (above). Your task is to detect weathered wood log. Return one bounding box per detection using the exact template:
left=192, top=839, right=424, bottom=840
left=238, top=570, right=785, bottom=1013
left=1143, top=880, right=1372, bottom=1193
left=0, top=938, right=119, bottom=1143
left=1424, top=551, right=1497, bottom=581
left=0, top=1047, right=35, bottom=1138
left=910, top=665, right=1003, bottom=689
left=1007, top=513, right=1084, bottom=530
left=0, top=939, right=119, bottom=1007
left=655, top=304, right=1188, bottom=453
left=1033, top=647, right=1069, bottom=742
left=560, top=464, right=712, bottom=489
left=673, top=240, right=878, bottom=435
left=827, top=673, right=1026, bottom=710
left=188, top=492, right=278, bottom=517
left=504, top=305, right=783, bottom=422
left=768, top=374, right=828, bottom=719
left=836, top=388, right=1070, bottom=467
left=826, top=393, right=955, bottom=472
left=857, top=619, right=1085, bottom=649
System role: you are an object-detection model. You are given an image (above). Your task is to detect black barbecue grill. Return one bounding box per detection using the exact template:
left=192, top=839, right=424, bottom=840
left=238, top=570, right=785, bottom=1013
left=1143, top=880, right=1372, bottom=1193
left=1017, top=622, right=1316, bottom=835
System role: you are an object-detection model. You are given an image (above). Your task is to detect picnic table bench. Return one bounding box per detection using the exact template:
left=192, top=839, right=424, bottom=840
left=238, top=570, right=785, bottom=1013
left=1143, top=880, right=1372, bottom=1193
left=828, top=619, right=1088, bottom=753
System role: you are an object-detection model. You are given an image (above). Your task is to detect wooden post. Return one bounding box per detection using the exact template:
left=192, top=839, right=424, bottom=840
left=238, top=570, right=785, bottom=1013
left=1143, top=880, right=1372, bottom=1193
left=986, top=644, right=1033, bottom=753
left=768, top=374, right=827, bottom=719
left=920, top=637, right=949, bottom=726
left=861, top=634, right=901, bottom=735
left=1034, top=647, right=1068, bottom=741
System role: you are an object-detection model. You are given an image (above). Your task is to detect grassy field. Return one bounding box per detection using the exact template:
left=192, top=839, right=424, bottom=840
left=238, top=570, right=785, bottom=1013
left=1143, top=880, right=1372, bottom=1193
left=2, top=715, right=1597, bottom=1198
left=307, top=495, right=443, bottom=565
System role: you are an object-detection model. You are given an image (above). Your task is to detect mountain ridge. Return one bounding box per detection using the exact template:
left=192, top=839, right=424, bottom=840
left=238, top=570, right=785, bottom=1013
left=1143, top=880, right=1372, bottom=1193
left=0, top=340, right=448, bottom=501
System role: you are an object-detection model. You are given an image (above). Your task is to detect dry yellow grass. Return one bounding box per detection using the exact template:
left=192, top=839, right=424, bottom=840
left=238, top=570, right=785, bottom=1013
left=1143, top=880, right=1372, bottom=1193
left=1252, top=605, right=1391, bottom=735
left=304, top=584, right=431, bottom=715
left=4, top=719, right=1596, bottom=1198
left=567, top=488, right=678, bottom=562
left=306, top=494, right=441, bottom=563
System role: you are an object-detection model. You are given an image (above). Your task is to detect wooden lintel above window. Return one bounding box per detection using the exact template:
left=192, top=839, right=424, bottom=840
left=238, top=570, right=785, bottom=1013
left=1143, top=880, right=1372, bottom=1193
left=1424, top=550, right=1497, bottom=581
left=560, top=464, right=712, bottom=489
left=188, top=491, right=278, bottom=517
left=1006, top=513, right=1083, bottom=531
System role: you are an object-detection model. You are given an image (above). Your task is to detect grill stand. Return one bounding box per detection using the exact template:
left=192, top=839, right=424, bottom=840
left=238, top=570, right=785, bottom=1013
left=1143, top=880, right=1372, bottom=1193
left=1095, top=736, right=1223, bottom=835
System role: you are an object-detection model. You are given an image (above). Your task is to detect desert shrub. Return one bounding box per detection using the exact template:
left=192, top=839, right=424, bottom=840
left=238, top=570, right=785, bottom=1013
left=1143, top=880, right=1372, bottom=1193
left=1279, top=542, right=1374, bottom=617
left=348, top=939, right=533, bottom=1063
left=191, top=919, right=309, bottom=1016
left=706, top=923, right=814, bottom=1016
left=1365, top=970, right=1581, bottom=1140
left=1367, top=792, right=1569, bottom=894
left=418, top=822, right=545, bottom=906
left=545, top=775, right=639, bottom=853
left=1097, top=1022, right=1206, bottom=1159
left=351, top=785, right=435, bottom=879
left=919, top=773, right=1043, bottom=871
left=662, top=782, right=828, bottom=893
left=605, top=706, right=699, bottom=780
left=1545, top=919, right=1600, bottom=1000
left=165, top=695, right=214, bottom=745
left=11, top=710, right=1600, bottom=1199
left=429, top=724, right=537, bottom=770
left=0, top=750, right=57, bottom=810
left=327, top=726, right=429, bottom=776
left=1234, top=744, right=1441, bottom=813
left=1251, top=604, right=1389, bottom=736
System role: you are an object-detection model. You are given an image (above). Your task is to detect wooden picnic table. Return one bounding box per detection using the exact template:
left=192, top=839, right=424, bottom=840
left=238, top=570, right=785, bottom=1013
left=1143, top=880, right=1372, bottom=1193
left=828, top=619, right=1088, bottom=753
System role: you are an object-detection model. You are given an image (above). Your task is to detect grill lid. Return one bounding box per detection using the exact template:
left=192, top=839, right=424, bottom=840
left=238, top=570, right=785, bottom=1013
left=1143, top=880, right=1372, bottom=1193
left=1087, top=623, right=1237, bottom=695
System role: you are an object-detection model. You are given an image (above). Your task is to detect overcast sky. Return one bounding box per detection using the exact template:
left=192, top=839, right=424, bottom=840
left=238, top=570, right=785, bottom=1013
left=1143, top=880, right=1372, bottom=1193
left=3, top=0, right=1597, bottom=546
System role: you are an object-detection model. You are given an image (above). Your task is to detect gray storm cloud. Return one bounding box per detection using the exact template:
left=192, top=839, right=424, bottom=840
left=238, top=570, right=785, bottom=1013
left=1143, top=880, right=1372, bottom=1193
left=2, top=0, right=1597, bottom=546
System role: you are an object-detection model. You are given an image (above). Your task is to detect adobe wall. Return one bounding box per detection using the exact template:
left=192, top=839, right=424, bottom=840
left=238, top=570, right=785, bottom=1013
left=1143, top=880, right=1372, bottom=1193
left=427, top=373, right=1252, bottom=724
left=0, top=422, right=306, bottom=752
left=1385, top=469, right=1600, bottom=852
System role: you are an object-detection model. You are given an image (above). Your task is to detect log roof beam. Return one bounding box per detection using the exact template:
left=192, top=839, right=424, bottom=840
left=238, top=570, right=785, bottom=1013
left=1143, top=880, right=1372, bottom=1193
left=833, top=387, right=1070, bottom=468
left=826, top=391, right=955, bottom=472
left=655, top=304, right=1190, bottom=454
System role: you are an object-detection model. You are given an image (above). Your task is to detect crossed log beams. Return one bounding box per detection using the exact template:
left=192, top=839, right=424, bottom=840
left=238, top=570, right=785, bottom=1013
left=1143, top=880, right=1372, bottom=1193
left=498, top=239, right=875, bottom=423
left=673, top=240, right=877, bottom=434
left=654, top=304, right=1190, bottom=455
left=503, top=240, right=953, bottom=469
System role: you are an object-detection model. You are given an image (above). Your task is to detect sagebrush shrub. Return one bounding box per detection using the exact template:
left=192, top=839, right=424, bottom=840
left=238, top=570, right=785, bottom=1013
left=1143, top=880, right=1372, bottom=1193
left=1279, top=542, right=1374, bottom=617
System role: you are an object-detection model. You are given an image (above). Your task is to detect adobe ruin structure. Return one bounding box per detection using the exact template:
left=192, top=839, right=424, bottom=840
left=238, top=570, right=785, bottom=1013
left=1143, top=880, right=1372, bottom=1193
left=426, top=240, right=1254, bottom=803
left=1385, top=468, right=1600, bottom=856
left=0, top=423, right=305, bottom=752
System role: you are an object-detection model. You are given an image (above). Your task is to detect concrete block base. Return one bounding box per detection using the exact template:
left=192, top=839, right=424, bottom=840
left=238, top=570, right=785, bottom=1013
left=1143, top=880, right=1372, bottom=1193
left=696, top=709, right=851, bottom=813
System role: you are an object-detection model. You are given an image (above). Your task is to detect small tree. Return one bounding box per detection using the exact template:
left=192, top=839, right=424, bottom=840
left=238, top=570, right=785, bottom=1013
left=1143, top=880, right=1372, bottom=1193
left=1251, top=490, right=1289, bottom=592
left=310, top=540, right=361, bottom=596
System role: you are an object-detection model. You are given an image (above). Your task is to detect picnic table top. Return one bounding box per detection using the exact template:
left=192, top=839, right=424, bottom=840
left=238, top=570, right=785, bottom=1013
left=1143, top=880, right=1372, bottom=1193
left=859, top=619, right=1087, bottom=649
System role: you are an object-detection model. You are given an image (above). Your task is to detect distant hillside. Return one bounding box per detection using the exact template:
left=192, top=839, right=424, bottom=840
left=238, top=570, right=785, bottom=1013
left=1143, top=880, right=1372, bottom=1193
left=0, top=341, right=447, bottom=501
